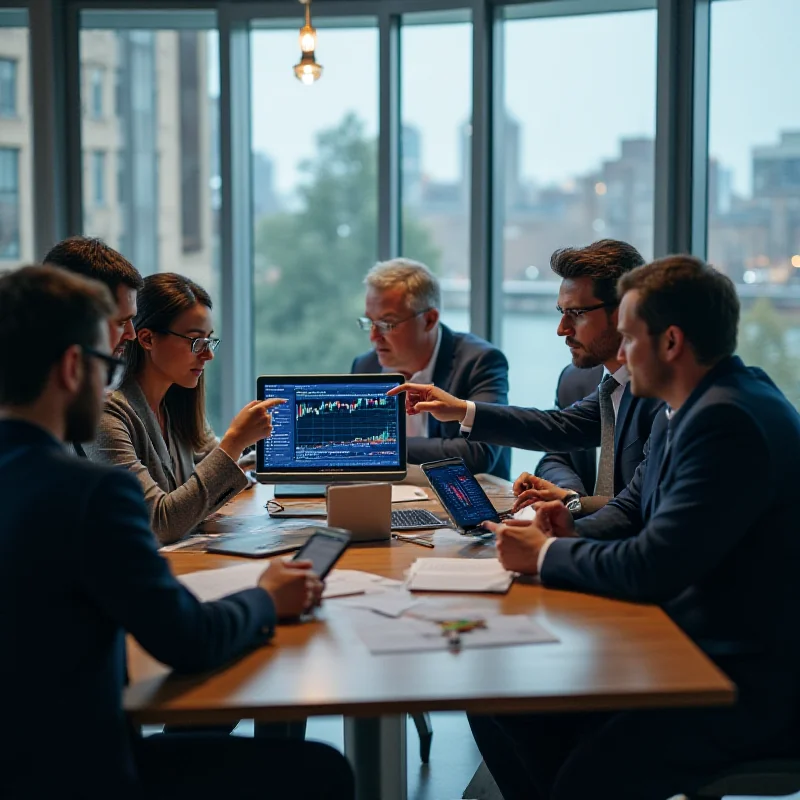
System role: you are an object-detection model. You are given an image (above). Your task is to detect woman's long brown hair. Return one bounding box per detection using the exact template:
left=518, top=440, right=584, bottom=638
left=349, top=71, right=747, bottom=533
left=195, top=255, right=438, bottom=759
left=122, top=273, right=212, bottom=451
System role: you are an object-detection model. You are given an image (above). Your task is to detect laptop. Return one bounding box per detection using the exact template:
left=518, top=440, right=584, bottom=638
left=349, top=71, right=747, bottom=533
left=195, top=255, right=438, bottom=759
left=421, top=457, right=513, bottom=536
left=206, top=528, right=317, bottom=558
left=255, top=374, right=407, bottom=485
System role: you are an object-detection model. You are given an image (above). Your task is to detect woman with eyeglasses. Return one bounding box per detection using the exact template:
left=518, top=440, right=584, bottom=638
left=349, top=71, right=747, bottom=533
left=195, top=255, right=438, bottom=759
left=87, top=272, right=282, bottom=545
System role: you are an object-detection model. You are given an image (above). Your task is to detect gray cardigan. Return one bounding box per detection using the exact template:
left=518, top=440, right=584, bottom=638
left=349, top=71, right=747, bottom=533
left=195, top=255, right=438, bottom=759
left=86, top=380, right=248, bottom=545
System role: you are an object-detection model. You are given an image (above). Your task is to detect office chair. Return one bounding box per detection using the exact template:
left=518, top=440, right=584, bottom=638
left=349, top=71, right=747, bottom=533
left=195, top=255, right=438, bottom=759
left=686, top=759, right=800, bottom=798
left=411, top=712, right=433, bottom=763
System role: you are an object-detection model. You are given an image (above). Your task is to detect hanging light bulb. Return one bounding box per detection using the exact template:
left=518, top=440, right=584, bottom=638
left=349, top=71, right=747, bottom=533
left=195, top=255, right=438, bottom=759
left=294, top=0, right=322, bottom=84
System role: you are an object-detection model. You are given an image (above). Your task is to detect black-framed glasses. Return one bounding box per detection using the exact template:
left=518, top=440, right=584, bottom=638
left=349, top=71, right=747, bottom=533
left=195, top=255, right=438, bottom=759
left=556, top=302, right=616, bottom=323
left=83, top=347, right=126, bottom=390
left=156, top=329, right=221, bottom=354
left=356, top=309, right=431, bottom=335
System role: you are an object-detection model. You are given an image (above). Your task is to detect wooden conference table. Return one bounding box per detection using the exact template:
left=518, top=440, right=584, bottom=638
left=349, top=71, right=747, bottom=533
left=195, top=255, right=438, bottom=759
left=125, top=480, right=735, bottom=800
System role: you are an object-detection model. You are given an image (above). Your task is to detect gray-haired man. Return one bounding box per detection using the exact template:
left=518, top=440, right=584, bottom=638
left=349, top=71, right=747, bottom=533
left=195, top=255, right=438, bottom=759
left=351, top=258, right=510, bottom=479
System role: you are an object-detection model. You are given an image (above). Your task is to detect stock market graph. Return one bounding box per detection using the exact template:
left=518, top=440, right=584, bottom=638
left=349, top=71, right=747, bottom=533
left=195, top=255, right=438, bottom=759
left=295, top=395, right=398, bottom=458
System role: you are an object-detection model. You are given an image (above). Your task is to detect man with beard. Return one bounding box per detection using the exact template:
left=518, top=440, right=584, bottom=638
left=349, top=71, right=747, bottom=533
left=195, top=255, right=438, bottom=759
left=389, top=240, right=663, bottom=515
left=44, top=236, right=143, bottom=457
left=0, top=266, right=353, bottom=799
left=470, top=256, right=800, bottom=799
left=44, top=236, right=143, bottom=361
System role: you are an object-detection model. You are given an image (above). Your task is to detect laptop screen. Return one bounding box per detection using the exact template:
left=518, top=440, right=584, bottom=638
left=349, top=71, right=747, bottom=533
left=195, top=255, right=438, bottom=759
left=423, top=459, right=501, bottom=530
left=255, top=374, right=407, bottom=483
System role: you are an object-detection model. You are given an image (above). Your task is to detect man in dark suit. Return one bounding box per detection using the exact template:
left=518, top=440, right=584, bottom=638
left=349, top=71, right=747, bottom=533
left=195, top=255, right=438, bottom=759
left=352, top=258, right=510, bottom=478
left=474, top=256, right=800, bottom=800
left=0, top=266, right=353, bottom=799
left=389, top=241, right=662, bottom=512
left=534, top=363, right=604, bottom=496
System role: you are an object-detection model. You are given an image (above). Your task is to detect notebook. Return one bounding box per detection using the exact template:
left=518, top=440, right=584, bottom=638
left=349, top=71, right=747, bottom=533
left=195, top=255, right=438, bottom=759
left=405, top=558, right=514, bottom=593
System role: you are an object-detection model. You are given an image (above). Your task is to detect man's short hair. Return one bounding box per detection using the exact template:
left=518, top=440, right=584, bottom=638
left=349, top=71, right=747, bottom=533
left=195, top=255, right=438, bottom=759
left=550, top=239, right=645, bottom=307
left=0, top=266, right=115, bottom=405
left=618, top=255, right=740, bottom=366
left=364, top=258, right=441, bottom=313
left=44, top=236, right=144, bottom=296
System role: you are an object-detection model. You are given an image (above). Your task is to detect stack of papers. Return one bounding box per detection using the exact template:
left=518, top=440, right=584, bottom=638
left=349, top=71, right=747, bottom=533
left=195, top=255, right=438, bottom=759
left=391, top=485, right=428, bottom=503
left=355, top=614, right=558, bottom=654
left=406, top=558, right=514, bottom=593
left=178, top=564, right=400, bottom=602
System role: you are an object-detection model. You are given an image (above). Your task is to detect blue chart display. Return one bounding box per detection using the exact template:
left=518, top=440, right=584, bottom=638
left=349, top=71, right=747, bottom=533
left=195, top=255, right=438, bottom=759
left=260, top=380, right=403, bottom=471
left=425, top=461, right=500, bottom=528
left=295, top=396, right=398, bottom=460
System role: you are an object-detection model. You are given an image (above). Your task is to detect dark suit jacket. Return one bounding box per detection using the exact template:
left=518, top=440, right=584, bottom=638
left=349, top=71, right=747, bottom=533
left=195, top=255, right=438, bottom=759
left=469, top=375, right=663, bottom=496
left=352, top=324, right=511, bottom=479
left=544, top=357, right=800, bottom=741
left=535, top=364, right=604, bottom=494
left=0, top=420, right=276, bottom=797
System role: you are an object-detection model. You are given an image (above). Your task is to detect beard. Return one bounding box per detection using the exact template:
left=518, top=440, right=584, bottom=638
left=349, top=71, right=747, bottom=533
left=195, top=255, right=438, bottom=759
left=566, top=327, right=621, bottom=369
left=65, top=370, right=102, bottom=444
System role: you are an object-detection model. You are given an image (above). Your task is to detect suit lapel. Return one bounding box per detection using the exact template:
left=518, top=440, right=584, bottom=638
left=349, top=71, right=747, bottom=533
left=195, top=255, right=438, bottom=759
left=428, top=325, right=455, bottom=437
left=120, top=381, right=179, bottom=489
left=614, top=384, right=635, bottom=453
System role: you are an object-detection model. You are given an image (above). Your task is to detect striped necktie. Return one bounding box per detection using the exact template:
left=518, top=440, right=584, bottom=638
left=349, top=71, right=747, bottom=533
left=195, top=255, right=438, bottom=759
left=594, top=373, right=620, bottom=497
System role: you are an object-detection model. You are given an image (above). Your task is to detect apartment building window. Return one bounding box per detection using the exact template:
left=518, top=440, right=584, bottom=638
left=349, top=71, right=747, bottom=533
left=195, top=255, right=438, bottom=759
left=90, top=67, right=104, bottom=119
left=0, top=148, right=20, bottom=258
left=92, top=150, right=106, bottom=206
left=0, top=59, right=17, bottom=118
left=179, top=32, right=202, bottom=254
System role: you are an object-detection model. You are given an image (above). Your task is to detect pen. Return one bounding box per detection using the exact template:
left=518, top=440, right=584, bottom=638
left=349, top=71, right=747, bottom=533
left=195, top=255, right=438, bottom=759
left=392, top=533, right=435, bottom=548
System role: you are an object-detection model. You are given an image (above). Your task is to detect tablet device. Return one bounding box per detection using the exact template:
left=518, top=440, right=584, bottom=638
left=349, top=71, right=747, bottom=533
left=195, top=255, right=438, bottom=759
left=256, top=374, right=407, bottom=484
left=421, top=457, right=511, bottom=535
left=291, top=527, right=351, bottom=579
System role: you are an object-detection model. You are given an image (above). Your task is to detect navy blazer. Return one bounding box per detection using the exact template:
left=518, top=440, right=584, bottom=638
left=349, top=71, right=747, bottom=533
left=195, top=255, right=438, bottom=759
left=0, top=421, right=276, bottom=797
left=535, top=364, right=604, bottom=494
left=352, top=324, right=511, bottom=479
left=545, top=357, right=800, bottom=734
left=469, top=375, right=663, bottom=496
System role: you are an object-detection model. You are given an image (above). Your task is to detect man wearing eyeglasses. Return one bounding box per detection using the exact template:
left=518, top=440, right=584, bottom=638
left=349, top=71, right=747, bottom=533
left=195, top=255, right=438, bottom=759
left=389, top=241, right=663, bottom=514
left=352, top=258, right=511, bottom=479
left=0, top=266, right=353, bottom=799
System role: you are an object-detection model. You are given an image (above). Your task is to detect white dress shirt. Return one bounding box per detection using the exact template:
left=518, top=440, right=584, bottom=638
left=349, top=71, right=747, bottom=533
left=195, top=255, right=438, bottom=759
left=384, top=328, right=442, bottom=438
left=535, top=363, right=630, bottom=572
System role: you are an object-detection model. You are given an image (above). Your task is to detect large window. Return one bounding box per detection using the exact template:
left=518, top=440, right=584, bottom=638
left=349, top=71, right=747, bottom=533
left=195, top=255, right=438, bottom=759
left=498, top=4, right=657, bottom=475
left=0, top=16, right=31, bottom=266
left=0, top=58, right=16, bottom=117
left=250, top=21, right=378, bottom=376
left=707, top=0, right=800, bottom=407
left=80, top=17, right=223, bottom=431
left=400, top=13, right=471, bottom=332
left=0, top=146, right=19, bottom=258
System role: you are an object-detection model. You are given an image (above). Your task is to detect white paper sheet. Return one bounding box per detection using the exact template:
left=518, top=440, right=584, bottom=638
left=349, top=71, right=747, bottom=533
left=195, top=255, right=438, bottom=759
left=391, top=485, right=429, bottom=503
left=405, top=557, right=514, bottom=593
left=355, top=613, right=558, bottom=654
left=178, top=565, right=401, bottom=602
left=338, top=588, right=419, bottom=617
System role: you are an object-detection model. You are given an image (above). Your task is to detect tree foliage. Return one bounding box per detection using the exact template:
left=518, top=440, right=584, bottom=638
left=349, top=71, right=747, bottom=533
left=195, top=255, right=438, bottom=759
left=738, top=296, right=800, bottom=408
left=253, top=113, right=440, bottom=374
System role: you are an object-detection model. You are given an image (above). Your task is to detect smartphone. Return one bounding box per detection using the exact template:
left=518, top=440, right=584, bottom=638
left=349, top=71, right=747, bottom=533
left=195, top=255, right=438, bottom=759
left=291, top=526, right=351, bottom=579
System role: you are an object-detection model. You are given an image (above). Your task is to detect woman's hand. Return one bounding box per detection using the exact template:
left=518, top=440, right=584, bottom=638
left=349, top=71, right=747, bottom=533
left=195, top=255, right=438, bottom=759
left=220, top=398, right=286, bottom=460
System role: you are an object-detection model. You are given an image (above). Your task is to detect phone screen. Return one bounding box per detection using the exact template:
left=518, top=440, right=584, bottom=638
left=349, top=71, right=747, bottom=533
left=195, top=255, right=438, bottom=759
left=292, top=530, right=349, bottom=578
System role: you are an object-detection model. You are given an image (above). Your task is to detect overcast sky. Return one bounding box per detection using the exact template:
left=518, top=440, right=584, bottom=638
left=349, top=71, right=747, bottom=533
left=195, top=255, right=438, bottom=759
left=246, top=0, right=800, bottom=199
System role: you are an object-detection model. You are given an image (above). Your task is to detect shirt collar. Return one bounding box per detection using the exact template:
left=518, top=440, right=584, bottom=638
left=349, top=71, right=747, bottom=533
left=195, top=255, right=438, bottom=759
left=602, top=363, right=630, bottom=387
left=410, top=327, right=442, bottom=384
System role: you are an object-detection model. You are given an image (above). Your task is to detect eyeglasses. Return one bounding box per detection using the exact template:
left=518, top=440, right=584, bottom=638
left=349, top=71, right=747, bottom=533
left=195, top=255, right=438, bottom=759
left=156, top=329, right=221, bottom=354
left=83, top=347, right=126, bottom=390
left=356, top=309, right=431, bottom=335
left=556, top=302, right=616, bottom=324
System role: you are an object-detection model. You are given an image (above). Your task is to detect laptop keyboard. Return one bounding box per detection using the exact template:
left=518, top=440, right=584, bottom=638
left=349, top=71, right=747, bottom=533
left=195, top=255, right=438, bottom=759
left=391, top=508, right=445, bottom=531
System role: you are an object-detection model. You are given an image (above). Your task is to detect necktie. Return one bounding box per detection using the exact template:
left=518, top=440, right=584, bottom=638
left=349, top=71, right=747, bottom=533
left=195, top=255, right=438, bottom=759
left=594, top=373, right=619, bottom=497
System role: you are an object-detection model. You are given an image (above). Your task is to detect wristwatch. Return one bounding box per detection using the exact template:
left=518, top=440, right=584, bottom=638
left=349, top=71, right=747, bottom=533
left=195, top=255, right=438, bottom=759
left=561, top=491, right=583, bottom=515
